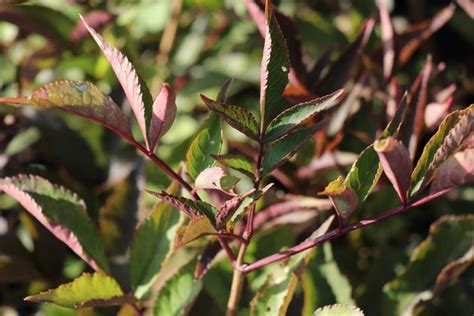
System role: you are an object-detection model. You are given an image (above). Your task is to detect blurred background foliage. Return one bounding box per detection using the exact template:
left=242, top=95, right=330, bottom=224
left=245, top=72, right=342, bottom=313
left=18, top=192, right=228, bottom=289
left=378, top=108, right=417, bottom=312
left=0, top=0, right=472, bottom=315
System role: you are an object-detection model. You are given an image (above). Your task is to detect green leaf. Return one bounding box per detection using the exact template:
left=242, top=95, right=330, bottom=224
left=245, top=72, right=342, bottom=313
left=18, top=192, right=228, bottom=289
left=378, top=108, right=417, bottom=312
left=383, top=215, right=474, bottom=316
left=320, top=176, right=359, bottom=227
left=175, top=216, right=217, bottom=248
left=146, top=190, right=217, bottom=225
left=212, top=153, right=256, bottom=179
left=259, top=0, right=290, bottom=126
left=344, top=145, right=383, bottom=203
left=262, top=123, right=324, bottom=173
left=4, top=127, right=40, bottom=157
left=186, top=114, right=222, bottom=180
left=25, top=272, right=132, bottom=308
left=313, top=304, right=364, bottom=316
left=382, top=93, right=408, bottom=138
left=410, top=104, right=473, bottom=197
left=200, top=95, right=259, bottom=140
left=0, top=175, right=108, bottom=272
left=153, top=259, right=203, bottom=316
left=130, top=182, right=181, bottom=299
left=0, top=81, right=134, bottom=141
left=250, top=216, right=335, bottom=316
left=264, top=89, right=343, bottom=142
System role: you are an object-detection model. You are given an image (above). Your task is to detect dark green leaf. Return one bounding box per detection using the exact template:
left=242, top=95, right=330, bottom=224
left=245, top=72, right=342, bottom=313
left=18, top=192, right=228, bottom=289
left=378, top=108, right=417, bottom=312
left=212, top=153, right=256, bottom=179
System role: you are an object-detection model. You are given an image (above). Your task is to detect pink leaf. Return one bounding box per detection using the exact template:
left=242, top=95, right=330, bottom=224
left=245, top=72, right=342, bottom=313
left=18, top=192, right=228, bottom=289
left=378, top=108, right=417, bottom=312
left=375, top=137, right=412, bottom=204
left=81, top=16, right=152, bottom=149
left=70, top=11, right=114, bottom=44
left=149, top=83, right=177, bottom=151
left=377, top=0, right=395, bottom=79
left=430, top=148, right=474, bottom=194
left=0, top=175, right=108, bottom=272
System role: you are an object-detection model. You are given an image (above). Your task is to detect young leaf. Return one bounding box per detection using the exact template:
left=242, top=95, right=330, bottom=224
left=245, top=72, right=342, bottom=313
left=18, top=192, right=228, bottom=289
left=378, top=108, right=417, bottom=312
left=81, top=16, right=154, bottom=149
left=153, top=259, right=203, bottom=316
left=262, top=122, right=325, bottom=173
left=145, top=190, right=217, bottom=224
left=25, top=272, right=131, bottom=308
left=264, top=89, right=344, bottom=142
left=382, top=92, right=409, bottom=138
left=194, top=167, right=239, bottom=193
left=130, top=182, right=181, bottom=299
left=374, top=137, right=412, bottom=204
left=250, top=216, right=334, bottom=316
left=0, top=175, right=108, bottom=272
left=260, top=0, right=290, bottom=126
left=383, top=215, right=474, bottom=316
left=430, top=148, right=474, bottom=194
left=410, top=104, right=473, bottom=197
left=320, top=176, right=359, bottom=227
left=149, top=83, right=177, bottom=151
left=175, top=216, right=217, bottom=249
left=212, top=153, right=256, bottom=179
left=215, top=189, right=255, bottom=229
left=313, top=304, right=364, bottom=316
left=377, top=0, right=395, bottom=79
left=200, top=95, right=259, bottom=140
left=186, top=114, right=222, bottom=180
left=0, top=81, right=134, bottom=141
left=344, top=145, right=383, bottom=203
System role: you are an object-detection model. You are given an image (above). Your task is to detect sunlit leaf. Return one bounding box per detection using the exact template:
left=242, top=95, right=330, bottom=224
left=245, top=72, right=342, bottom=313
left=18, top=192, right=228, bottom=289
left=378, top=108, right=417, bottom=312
left=0, top=175, right=108, bottom=272
left=195, top=167, right=239, bottom=193
left=430, top=148, right=474, bottom=194
left=313, top=304, right=364, bottom=316
left=216, top=189, right=255, bottom=229
left=0, top=80, right=134, bottom=141
left=25, top=272, right=132, bottom=308
left=264, top=89, right=343, bottom=142
left=149, top=83, right=177, bottom=151
left=200, top=94, right=259, bottom=140
left=320, top=176, right=359, bottom=226
left=175, top=216, right=217, bottom=248
left=212, top=154, right=256, bottom=179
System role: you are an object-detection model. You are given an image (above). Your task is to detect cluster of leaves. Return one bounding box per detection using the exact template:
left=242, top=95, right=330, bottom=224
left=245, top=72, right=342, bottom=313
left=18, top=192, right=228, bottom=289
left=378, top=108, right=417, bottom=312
left=0, top=0, right=473, bottom=315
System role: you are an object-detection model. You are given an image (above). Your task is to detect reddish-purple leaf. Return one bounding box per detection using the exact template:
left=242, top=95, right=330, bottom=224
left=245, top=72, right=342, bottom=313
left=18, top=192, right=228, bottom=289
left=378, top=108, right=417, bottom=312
left=0, top=81, right=134, bottom=141
left=81, top=16, right=153, bottom=149
left=70, top=11, right=114, bottom=44
left=430, top=148, right=474, bottom=195
left=216, top=189, right=255, bottom=229
left=0, top=175, right=108, bottom=272
left=377, top=0, right=395, bottom=79
left=320, top=176, right=359, bottom=227
left=315, top=17, right=375, bottom=96
left=398, top=5, right=455, bottom=66
left=374, top=137, right=412, bottom=204
left=149, top=83, right=177, bottom=151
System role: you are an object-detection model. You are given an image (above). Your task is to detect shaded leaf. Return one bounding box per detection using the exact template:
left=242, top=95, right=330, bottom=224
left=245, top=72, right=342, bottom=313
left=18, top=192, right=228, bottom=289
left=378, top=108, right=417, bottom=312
left=200, top=94, right=259, bottom=140
left=410, top=105, right=473, bottom=197
left=313, top=304, right=364, bottom=316
left=320, top=176, right=359, bottom=227
left=262, top=122, right=326, bottom=173
left=250, top=216, right=334, bottom=316
left=153, top=259, right=203, bottom=316
left=217, top=77, right=234, bottom=103
left=0, top=80, right=134, bottom=141
left=212, top=153, right=256, bottom=179
left=264, top=89, right=343, bottom=142
left=175, top=216, right=217, bottom=249
left=186, top=114, right=222, bottom=180
left=383, top=215, right=474, bottom=316
left=259, top=0, right=290, bottom=126
left=315, top=18, right=375, bottom=96
left=382, top=92, right=408, bottom=138
left=374, top=137, right=412, bottom=204
left=4, top=127, right=40, bottom=157
left=81, top=16, right=153, bottom=148
left=430, top=148, right=474, bottom=194
left=344, top=145, right=383, bottom=203
left=25, top=272, right=132, bottom=308
left=145, top=190, right=217, bottom=224
left=434, top=247, right=474, bottom=296
left=149, top=83, right=177, bottom=151
left=70, top=11, right=114, bottom=44
left=0, top=175, right=108, bottom=272
left=130, top=182, right=181, bottom=299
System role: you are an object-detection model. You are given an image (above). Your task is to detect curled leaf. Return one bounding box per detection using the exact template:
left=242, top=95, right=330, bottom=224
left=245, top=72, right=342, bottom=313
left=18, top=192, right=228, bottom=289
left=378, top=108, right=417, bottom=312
left=149, top=83, right=177, bottom=151
left=194, top=167, right=239, bottom=193
left=320, top=176, right=359, bottom=227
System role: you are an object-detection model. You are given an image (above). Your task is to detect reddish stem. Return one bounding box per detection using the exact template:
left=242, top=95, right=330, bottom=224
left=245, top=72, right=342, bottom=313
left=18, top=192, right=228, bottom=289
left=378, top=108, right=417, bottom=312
left=241, top=187, right=455, bottom=273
